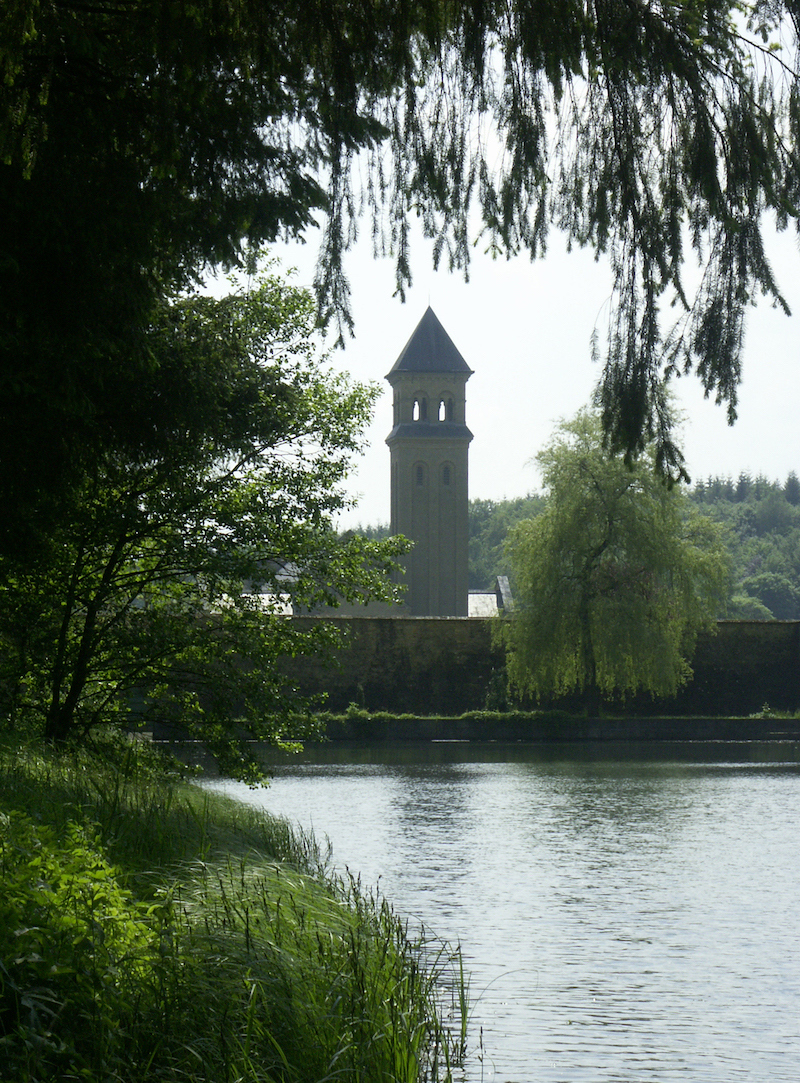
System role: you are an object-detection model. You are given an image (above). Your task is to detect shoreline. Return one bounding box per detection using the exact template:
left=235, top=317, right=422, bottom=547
left=317, top=713, right=800, bottom=743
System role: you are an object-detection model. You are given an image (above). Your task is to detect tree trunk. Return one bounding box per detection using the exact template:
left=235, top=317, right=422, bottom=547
left=44, top=702, right=74, bottom=744
left=584, top=680, right=602, bottom=718
left=579, top=592, right=601, bottom=717
left=45, top=599, right=98, bottom=744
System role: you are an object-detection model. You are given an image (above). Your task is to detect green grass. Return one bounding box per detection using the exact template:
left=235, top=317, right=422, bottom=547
left=0, top=733, right=468, bottom=1082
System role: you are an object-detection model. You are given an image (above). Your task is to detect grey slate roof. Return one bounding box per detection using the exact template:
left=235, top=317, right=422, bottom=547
left=387, top=306, right=473, bottom=376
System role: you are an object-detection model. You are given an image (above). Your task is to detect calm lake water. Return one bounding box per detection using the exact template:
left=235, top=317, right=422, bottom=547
left=206, top=741, right=800, bottom=1082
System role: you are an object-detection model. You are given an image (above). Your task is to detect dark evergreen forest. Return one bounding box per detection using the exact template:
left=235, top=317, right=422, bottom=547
left=354, top=473, right=800, bottom=619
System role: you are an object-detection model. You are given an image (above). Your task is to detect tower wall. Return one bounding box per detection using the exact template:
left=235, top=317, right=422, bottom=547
left=390, top=428, right=470, bottom=614
left=385, top=309, right=473, bottom=617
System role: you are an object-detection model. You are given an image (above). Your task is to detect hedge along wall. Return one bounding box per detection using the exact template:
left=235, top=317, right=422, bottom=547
left=286, top=617, right=800, bottom=716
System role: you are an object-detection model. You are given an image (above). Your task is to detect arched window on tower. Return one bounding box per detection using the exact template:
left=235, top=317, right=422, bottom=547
left=415, top=463, right=427, bottom=486
left=412, top=396, right=428, bottom=422
left=437, top=397, right=454, bottom=422
left=442, top=464, right=452, bottom=486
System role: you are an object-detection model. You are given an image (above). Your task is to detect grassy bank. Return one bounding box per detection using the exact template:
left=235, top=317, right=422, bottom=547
left=310, top=707, right=800, bottom=743
left=0, top=735, right=468, bottom=1082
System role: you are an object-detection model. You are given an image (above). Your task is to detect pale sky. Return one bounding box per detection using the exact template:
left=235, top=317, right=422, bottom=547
left=269, top=221, right=800, bottom=530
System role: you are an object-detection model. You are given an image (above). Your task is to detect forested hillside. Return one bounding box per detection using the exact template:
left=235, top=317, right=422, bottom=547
left=356, top=473, right=800, bottom=619
left=468, top=496, right=546, bottom=592
left=466, top=474, right=800, bottom=619
left=689, top=474, right=800, bottom=619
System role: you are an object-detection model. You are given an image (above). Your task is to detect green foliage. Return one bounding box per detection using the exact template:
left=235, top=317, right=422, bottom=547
left=3, top=0, right=800, bottom=539
left=739, top=571, right=800, bottom=619
left=468, top=495, right=545, bottom=590
left=689, top=473, right=800, bottom=619
left=0, top=0, right=450, bottom=541
left=0, top=269, right=408, bottom=778
left=0, top=733, right=326, bottom=878
left=785, top=472, right=800, bottom=507
left=727, top=593, right=776, bottom=621
left=499, top=410, right=730, bottom=713
left=344, top=522, right=392, bottom=542
left=160, top=862, right=465, bottom=1083
left=0, top=811, right=156, bottom=1081
left=0, top=740, right=468, bottom=1083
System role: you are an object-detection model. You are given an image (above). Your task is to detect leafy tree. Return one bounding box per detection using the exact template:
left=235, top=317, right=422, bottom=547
left=0, top=271, right=405, bottom=780
left=739, top=571, right=800, bottom=619
left=499, top=410, right=730, bottom=715
left=1, top=0, right=440, bottom=555
left=345, top=523, right=392, bottom=543
left=688, top=473, right=800, bottom=618
left=3, top=0, right=800, bottom=544
left=753, top=490, right=795, bottom=535
left=726, top=593, right=776, bottom=621
left=468, top=495, right=545, bottom=590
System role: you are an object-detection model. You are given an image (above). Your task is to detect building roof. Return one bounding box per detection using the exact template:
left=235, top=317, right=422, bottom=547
left=468, top=577, right=513, bottom=618
left=386, top=306, right=473, bottom=377
left=468, top=592, right=500, bottom=618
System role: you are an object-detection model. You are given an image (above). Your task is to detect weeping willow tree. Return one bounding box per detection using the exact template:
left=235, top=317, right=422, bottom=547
left=379, top=1, right=800, bottom=482
left=499, top=410, right=730, bottom=715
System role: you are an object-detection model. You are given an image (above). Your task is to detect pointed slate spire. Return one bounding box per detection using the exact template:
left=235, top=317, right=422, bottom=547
left=387, top=306, right=473, bottom=377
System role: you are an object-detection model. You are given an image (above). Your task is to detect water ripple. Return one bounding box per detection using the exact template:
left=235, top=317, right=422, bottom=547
left=207, top=747, right=800, bottom=1082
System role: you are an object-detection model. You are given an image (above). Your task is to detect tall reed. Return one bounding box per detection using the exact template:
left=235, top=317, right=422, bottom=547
left=0, top=734, right=469, bottom=1082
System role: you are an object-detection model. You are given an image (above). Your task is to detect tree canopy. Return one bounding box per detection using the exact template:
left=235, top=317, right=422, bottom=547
left=3, top=0, right=800, bottom=541
left=498, top=410, right=730, bottom=714
left=1, top=0, right=436, bottom=550
left=690, top=472, right=800, bottom=618
left=468, top=495, right=546, bottom=590
left=463, top=471, right=800, bottom=616
left=0, top=271, right=405, bottom=779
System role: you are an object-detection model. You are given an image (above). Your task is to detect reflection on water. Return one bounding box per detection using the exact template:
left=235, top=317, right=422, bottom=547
left=206, top=743, right=800, bottom=1082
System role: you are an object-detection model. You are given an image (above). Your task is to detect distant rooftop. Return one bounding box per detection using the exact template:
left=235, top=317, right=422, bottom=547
left=386, top=306, right=473, bottom=377
left=468, top=592, right=500, bottom=618
left=468, top=577, right=513, bottom=618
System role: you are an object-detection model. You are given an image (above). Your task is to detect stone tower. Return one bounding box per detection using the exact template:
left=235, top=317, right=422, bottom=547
left=386, top=307, right=473, bottom=616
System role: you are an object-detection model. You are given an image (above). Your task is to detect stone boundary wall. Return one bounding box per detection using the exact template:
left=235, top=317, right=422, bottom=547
left=286, top=617, right=800, bottom=716
left=288, top=616, right=501, bottom=715
left=685, top=620, right=800, bottom=715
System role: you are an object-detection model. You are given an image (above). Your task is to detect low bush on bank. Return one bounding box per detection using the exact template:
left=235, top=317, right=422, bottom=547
left=318, top=705, right=577, bottom=725
left=314, top=706, right=580, bottom=732
left=315, top=707, right=800, bottom=728
left=0, top=736, right=468, bottom=1082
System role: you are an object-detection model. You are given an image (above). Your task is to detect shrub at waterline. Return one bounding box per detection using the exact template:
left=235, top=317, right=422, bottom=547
left=0, top=738, right=468, bottom=1082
